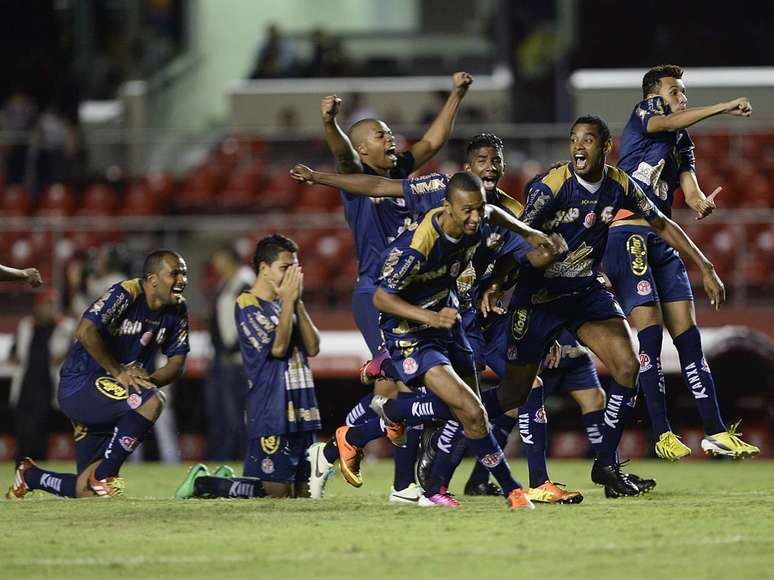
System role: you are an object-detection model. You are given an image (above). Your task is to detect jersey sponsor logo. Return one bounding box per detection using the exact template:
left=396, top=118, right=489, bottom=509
left=409, top=177, right=446, bottom=195
left=480, top=450, right=504, bottom=468
left=155, top=328, right=167, bottom=344
left=511, top=308, right=530, bottom=341
left=127, top=393, right=142, bottom=409
left=381, top=247, right=403, bottom=279
left=626, top=234, right=648, bottom=276
left=583, top=211, right=596, bottom=229
left=402, top=357, right=418, bottom=375
left=71, top=421, right=88, bottom=441
left=523, top=190, right=550, bottom=224
left=544, top=243, right=594, bottom=279
left=600, top=206, right=615, bottom=224
left=260, top=436, right=281, bottom=455
left=95, top=376, right=128, bottom=400
left=639, top=353, right=652, bottom=372
left=534, top=407, right=547, bottom=424
left=637, top=280, right=652, bottom=296
left=119, top=436, right=139, bottom=452
left=261, top=458, right=275, bottom=475
left=117, top=319, right=143, bottom=336
left=543, top=207, right=580, bottom=230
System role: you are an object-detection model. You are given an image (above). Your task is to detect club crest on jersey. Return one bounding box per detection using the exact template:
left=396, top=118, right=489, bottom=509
left=637, top=280, right=652, bottom=296
left=583, top=212, right=596, bottom=229
left=95, top=376, right=128, bottom=400
left=402, top=357, right=418, bottom=375
left=534, top=407, right=547, bottom=424
left=511, top=308, right=530, bottom=341
left=261, top=458, right=275, bottom=474
left=450, top=261, right=461, bottom=277
left=507, top=345, right=519, bottom=361
left=127, top=393, right=142, bottom=409
left=639, top=353, right=652, bottom=372
left=260, top=436, right=280, bottom=455
left=626, top=234, right=648, bottom=276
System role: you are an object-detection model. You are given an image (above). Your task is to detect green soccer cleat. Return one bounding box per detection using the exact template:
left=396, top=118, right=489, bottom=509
left=212, top=465, right=236, bottom=478
left=701, top=421, right=760, bottom=459
left=655, top=431, right=692, bottom=461
left=175, top=464, right=209, bottom=499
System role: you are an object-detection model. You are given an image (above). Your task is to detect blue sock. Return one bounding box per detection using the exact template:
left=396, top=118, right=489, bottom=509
left=467, top=414, right=516, bottom=486
left=383, top=392, right=453, bottom=424
left=581, top=409, right=605, bottom=455
left=393, top=426, right=420, bottom=490
left=596, top=381, right=639, bottom=466
left=94, top=410, right=154, bottom=480
left=345, top=393, right=377, bottom=426
left=637, top=325, right=671, bottom=437
left=480, top=388, right=505, bottom=419
left=425, top=420, right=464, bottom=495
left=194, top=476, right=266, bottom=498
left=345, top=417, right=387, bottom=447
left=24, top=466, right=77, bottom=498
left=518, top=386, right=549, bottom=488
left=465, top=431, right=521, bottom=495
left=673, top=326, right=726, bottom=434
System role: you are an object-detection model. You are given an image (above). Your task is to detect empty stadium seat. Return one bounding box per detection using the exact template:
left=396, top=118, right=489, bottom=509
left=0, top=185, right=32, bottom=216
left=36, top=183, right=75, bottom=216
left=77, top=183, right=117, bottom=216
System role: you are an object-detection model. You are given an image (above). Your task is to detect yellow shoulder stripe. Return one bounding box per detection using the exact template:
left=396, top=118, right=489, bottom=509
left=410, top=207, right=443, bottom=257
left=607, top=165, right=630, bottom=192
left=540, top=164, right=572, bottom=196
left=498, top=191, right=524, bottom=216
left=236, top=292, right=259, bottom=310
left=120, top=279, right=142, bottom=299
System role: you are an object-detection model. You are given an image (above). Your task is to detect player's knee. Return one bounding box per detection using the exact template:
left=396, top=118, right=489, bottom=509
left=139, top=390, right=165, bottom=421
left=611, top=355, right=639, bottom=387
left=458, top=400, right=487, bottom=434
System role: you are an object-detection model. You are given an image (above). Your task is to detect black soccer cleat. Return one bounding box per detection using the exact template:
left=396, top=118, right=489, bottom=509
left=415, top=423, right=439, bottom=490
left=626, top=472, right=657, bottom=494
left=591, top=460, right=641, bottom=498
left=464, top=481, right=503, bottom=497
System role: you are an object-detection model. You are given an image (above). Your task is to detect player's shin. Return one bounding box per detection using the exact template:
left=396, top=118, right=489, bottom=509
left=392, top=426, right=420, bottom=491
left=596, top=381, right=639, bottom=466
left=424, top=420, right=464, bottom=495
left=467, top=413, right=516, bottom=487
left=194, top=476, right=266, bottom=499
left=518, top=385, right=549, bottom=488
left=637, top=325, right=672, bottom=438
left=15, top=462, right=77, bottom=498
left=465, top=431, right=522, bottom=495
left=93, top=410, right=155, bottom=480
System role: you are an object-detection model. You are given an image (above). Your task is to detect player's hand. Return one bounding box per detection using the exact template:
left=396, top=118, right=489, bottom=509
left=451, top=72, right=473, bottom=92
left=290, top=164, right=315, bottom=184
left=724, top=97, right=752, bottom=117
left=124, top=362, right=150, bottom=379
left=526, top=229, right=562, bottom=255
left=691, top=186, right=720, bottom=220
left=321, top=95, right=342, bottom=123
left=115, top=369, right=155, bottom=394
left=23, top=268, right=42, bottom=287
left=702, top=266, right=725, bottom=311
left=480, top=284, right=505, bottom=319
left=429, top=307, right=460, bottom=329
left=544, top=340, right=562, bottom=369
left=273, top=264, right=302, bottom=304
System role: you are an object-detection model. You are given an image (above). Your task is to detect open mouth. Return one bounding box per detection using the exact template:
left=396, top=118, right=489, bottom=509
left=481, top=175, right=498, bottom=191
left=385, top=145, right=398, bottom=164
left=573, top=152, right=588, bottom=171
left=171, top=285, right=186, bottom=302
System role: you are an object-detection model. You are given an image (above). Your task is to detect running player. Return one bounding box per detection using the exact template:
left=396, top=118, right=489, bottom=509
left=175, top=235, right=323, bottom=499
left=7, top=251, right=189, bottom=498
left=603, top=64, right=758, bottom=460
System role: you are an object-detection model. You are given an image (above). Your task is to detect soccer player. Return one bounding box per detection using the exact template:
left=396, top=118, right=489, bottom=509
left=175, top=234, right=322, bottom=499
left=479, top=115, right=726, bottom=497
left=0, top=263, right=42, bottom=287
left=7, top=250, right=189, bottom=498
left=319, top=72, right=473, bottom=503
left=603, top=64, right=758, bottom=460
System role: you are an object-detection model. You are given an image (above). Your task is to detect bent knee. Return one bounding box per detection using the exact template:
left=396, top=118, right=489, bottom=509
left=610, top=356, right=639, bottom=386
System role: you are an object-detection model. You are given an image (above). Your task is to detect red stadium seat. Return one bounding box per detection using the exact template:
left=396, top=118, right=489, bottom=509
left=121, top=181, right=160, bottom=215
left=258, top=169, right=301, bottom=210
left=36, top=183, right=75, bottom=216
left=0, top=185, right=32, bottom=216
left=77, top=183, right=117, bottom=216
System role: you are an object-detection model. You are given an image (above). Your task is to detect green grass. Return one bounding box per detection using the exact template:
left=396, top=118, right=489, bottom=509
left=2, top=459, right=773, bottom=580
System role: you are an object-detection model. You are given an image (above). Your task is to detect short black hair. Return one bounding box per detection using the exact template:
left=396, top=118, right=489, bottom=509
left=143, top=250, right=183, bottom=278
left=465, top=133, right=504, bottom=161
left=571, top=115, right=611, bottom=143
left=446, top=172, right=484, bottom=202
left=642, top=64, right=683, bottom=99
left=252, top=234, right=298, bottom=273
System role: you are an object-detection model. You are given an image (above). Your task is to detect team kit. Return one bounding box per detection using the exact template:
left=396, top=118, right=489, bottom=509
left=8, top=65, right=759, bottom=510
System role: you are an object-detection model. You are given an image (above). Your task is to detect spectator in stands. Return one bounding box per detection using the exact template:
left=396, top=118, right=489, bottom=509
left=307, top=28, right=353, bottom=77
left=248, top=23, right=297, bottom=79
left=0, top=90, right=38, bottom=187
left=31, top=105, right=81, bottom=193
left=205, top=248, right=255, bottom=460
left=62, top=254, right=90, bottom=318
left=86, top=244, right=128, bottom=301
left=9, top=289, right=76, bottom=463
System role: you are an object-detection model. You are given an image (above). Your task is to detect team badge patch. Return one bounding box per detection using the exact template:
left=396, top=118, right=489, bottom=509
left=534, top=407, right=547, bottom=424
left=261, top=458, right=275, bottom=474
left=511, top=308, right=530, bottom=341
left=450, top=261, right=461, bottom=277
left=637, top=280, right=652, bottom=296
left=583, top=212, right=596, bottom=229
left=507, top=345, right=519, bottom=361
left=402, top=357, right=418, bottom=375
left=95, top=376, right=128, bottom=400
left=127, top=393, right=142, bottom=409
left=626, top=234, right=648, bottom=276
left=119, top=436, right=139, bottom=452
left=480, top=451, right=503, bottom=468
left=260, top=436, right=280, bottom=455
left=639, top=353, right=652, bottom=372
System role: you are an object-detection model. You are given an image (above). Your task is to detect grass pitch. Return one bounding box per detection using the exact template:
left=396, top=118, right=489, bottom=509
left=1, top=458, right=773, bottom=580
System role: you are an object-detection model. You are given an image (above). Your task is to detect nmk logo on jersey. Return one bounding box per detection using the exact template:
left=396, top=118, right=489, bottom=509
left=95, top=376, right=128, bottom=400
left=511, top=308, right=530, bottom=341
left=626, top=234, right=648, bottom=276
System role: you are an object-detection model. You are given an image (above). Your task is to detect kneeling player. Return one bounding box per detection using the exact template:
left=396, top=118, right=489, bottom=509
left=175, top=235, right=322, bottom=499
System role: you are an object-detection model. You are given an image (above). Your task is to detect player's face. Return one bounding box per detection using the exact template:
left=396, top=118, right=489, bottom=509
left=358, top=121, right=397, bottom=170
left=263, top=251, right=298, bottom=287
left=446, top=187, right=486, bottom=236
left=570, top=123, right=610, bottom=180
left=153, top=256, right=188, bottom=305
left=657, top=77, right=687, bottom=112
left=464, top=146, right=504, bottom=197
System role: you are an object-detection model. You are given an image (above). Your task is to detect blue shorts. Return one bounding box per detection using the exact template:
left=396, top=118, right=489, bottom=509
left=482, top=314, right=510, bottom=380
left=59, top=372, right=161, bottom=472
left=244, top=432, right=315, bottom=483
left=604, top=224, right=693, bottom=316
left=352, top=289, right=383, bottom=356
left=506, top=281, right=625, bottom=365
left=383, top=326, right=476, bottom=387
left=540, top=358, right=601, bottom=397
left=462, top=306, right=486, bottom=370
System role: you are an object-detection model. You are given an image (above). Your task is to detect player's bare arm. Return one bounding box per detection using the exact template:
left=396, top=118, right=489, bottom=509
left=647, top=213, right=725, bottom=310
left=0, top=264, right=42, bottom=287
left=485, top=204, right=559, bottom=252
left=269, top=264, right=302, bottom=358
left=373, top=287, right=459, bottom=329
left=290, top=164, right=404, bottom=197
left=410, top=72, right=473, bottom=168
left=647, top=97, right=751, bottom=133
left=680, top=170, right=721, bottom=220
left=294, top=271, right=321, bottom=357
left=149, top=354, right=187, bottom=387
left=320, top=95, right=363, bottom=174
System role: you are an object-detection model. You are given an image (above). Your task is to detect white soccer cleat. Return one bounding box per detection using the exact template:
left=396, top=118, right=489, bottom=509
left=388, top=483, right=425, bottom=505
left=308, top=442, right=334, bottom=499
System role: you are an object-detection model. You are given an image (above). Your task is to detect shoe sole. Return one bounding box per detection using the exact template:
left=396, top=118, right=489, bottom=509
left=701, top=441, right=760, bottom=459
left=655, top=448, right=691, bottom=461
left=389, top=494, right=421, bottom=504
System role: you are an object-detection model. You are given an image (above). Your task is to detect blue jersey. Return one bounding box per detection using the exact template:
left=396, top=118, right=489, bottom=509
left=517, top=163, right=663, bottom=299
left=618, top=96, right=696, bottom=218
left=59, top=279, right=190, bottom=397
left=377, top=206, right=487, bottom=341
left=341, top=152, right=416, bottom=290
left=235, top=293, right=321, bottom=439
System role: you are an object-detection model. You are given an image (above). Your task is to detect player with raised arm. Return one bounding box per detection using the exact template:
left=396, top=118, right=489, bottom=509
left=0, top=263, right=42, bottom=287
left=175, top=235, right=324, bottom=500
left=319, top=73, right=473, bottom=504
left=8, top=251, right=189, bottom=498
